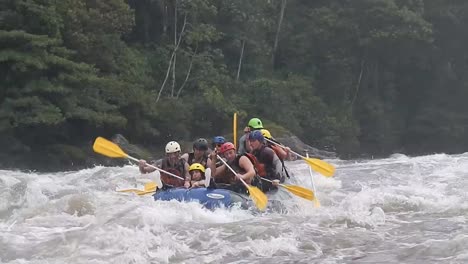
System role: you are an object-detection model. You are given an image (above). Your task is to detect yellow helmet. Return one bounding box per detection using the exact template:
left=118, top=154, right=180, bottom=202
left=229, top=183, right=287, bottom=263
left=260, top=129, right=272, bottom=139
left=189, top=163, right=205, bottom=173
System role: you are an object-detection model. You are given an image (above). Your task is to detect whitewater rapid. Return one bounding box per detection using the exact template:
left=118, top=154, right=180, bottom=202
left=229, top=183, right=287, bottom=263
left=1, top=153, right=468, bottom=263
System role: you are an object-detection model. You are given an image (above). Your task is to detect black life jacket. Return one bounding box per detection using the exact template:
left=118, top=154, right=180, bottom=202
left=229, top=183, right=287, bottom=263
left=213, top=153, right=261, bottom=194
left=160, top=158, right=186, bottom=187
left=253, top=146, right=279, bottom=180
left=266, top=142, right=290, bottom=179
left=187, top=152, right=209, bottom=167
left=215, top=153, right=258, bottom=184
left=221, top=155, right=246, bottom=184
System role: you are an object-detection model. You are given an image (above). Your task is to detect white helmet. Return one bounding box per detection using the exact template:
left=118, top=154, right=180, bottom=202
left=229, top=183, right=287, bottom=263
left=165, top=141, right=181, bottom=153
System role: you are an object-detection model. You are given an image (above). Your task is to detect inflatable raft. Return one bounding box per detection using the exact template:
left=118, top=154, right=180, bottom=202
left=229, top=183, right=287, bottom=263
left=153, top=187, right=289, bottom=212
left=153, top=187, right=249, bottom=210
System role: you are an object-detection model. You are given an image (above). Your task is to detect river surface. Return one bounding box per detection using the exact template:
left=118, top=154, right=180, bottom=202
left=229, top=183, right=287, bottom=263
left=1, top=153, right=468, bottom=263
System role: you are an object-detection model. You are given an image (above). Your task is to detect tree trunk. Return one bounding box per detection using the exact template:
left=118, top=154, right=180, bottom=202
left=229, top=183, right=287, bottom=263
left=156, top=14, right=187, bottom=103
left=163, top=0, right=168, bottom=35
left=271, top=0, right=287, bottom=67
left=236, top=40, right=245, bottom=82
left=171, top=0, right=178, bottom=97
left=176, top=45, right=198, bottom=98
left=350, top=59, right=365, bottom=112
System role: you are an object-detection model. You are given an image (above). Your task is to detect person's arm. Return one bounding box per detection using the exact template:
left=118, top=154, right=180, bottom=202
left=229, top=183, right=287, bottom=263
left=209, top=150, right=217, bottom=175
left=139, top=159, right=157, bottom=174
left=272, top=145, right=288, bottom=160
left=191, top=179, right=206, bottom=188
left=209, top=150, right=226, bottom=178
left=181, top=153, right=189, bottom=163
left=272, top=154, right=283, bottom=181
left=265, top=148, right=282, bottom=184
left=238, top=156, right=256, bottom=182
left=206, top=156, right=212, bottom=169
left=138, top=159, right=147, bottom=173
left=183, top=162, right=191, bottom=188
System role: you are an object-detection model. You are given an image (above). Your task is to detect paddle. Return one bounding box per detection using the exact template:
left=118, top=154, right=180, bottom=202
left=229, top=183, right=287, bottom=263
left=265, top=138, right=335, bottom=177
left=260, top=178, right=314, bottom=201
left=128, top=170, right=209, bottom=195
left=116, top=171, right=163, bottom=195
left=204, top=168, right=212, bottom=188
left=93, top=136, right=185, bottom=184
left=233, top=112, right=238, bottom=149
left=117, top=186, right=157, bottom=196
left=217, top=154, right=268, bottom=210
left=305, top=151, right=321, bottom=207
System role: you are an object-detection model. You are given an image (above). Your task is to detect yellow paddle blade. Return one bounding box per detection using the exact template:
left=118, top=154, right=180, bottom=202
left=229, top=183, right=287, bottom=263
left=313, top=197, right=321, bottom=208
left=117, top=188, right=151, bottom=195
left=117, top=188, right=142, bottom=193
left=93, top=137, right=128, bottom=158
left=124, top=189, right=155, bottom=195
left=246, top=185, right=268, bottom=211
left=117, top=183, right=157, bottom=196
left=144, top=182, right=157, bottom=192
left=304, top=157, right=335, bottom=177
left=137, top=190, right=157, bottom=196
left=282, top=184, right=315, bottom=201
left=233, top=112, right=238, bottom=149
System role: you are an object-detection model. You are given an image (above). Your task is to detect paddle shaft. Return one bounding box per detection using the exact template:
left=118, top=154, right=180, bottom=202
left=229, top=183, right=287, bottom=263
left=129, top=155, right=184, bottom=181
left=93, top=137, right=185, bottom=183
left=305, top=151, right=318, bottom=194
left=265, top=138, right=308, bottom=160
left=216, top=154, right=249, bottom=188
left=233, top=112, right=237, bottom=149
left=217, top=154, right=269, bottom=210
left=306, top=151, right=321, bottom=206
left=260, top=177, right=286, bottom=188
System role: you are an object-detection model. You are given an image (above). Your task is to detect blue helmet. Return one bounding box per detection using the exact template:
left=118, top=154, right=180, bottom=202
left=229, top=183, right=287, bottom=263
left=213, top=136, right=226, bottom=144
left=249, top=130, right=264, bottom=142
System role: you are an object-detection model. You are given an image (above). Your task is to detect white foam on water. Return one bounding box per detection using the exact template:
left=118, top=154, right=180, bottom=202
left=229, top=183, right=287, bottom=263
left=1, top=153, right=468, bottom=263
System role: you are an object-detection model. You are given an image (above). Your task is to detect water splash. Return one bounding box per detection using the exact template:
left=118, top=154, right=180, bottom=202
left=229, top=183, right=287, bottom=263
left=1, top=153, right=468, bottom=263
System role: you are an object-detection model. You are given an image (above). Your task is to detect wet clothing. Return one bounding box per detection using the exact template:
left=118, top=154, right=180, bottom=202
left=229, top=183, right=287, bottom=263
left=238, top=134, right=248, bottom=155
left=214, top=155, right=246, bottom=185
left=270, top=144, right=287, bottom=160
left=214, top=154, right=260, bottom=194
left=266, top=141, right=291, bottom=180
left=187, top=152, right=209, bottom=167
left=252, top=145, right=283, bottom=193
left=156, top=158, right=188, bottom=188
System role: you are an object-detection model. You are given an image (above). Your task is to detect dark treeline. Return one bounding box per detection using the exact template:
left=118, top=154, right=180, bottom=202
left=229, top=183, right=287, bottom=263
left=1, top=0, right=468, bottom=170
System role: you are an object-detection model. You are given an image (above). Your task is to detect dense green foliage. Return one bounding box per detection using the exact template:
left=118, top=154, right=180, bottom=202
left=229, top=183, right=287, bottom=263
left=1, top=0, right=468, bottom=170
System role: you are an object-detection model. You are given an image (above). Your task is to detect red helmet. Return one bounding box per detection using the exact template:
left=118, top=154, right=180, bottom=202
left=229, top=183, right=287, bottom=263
left=219, top=142, right=235, bottom=154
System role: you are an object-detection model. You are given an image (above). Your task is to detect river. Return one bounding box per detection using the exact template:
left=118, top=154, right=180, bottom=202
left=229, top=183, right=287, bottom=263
left=1, top=153, right=467, bottom=263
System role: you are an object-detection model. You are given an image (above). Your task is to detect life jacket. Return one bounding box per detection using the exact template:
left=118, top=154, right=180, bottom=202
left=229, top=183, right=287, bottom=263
left=215, top=159, right=224, bottom=167
left=271, top=144, right=287, bottom=160
left=242, top=152, right=264, bottom=177
left=187, top=152, right=208, bottom=167
left=160, top=158, right=186, bottom=187
left=213, top=153, right=262, bottom=194
left=234, top=148, right=274, bottom=193
left=267, top=142, right=291, bottom=179
left=252, top=146, right=281, bottom=180
left=215, top=154, right=256, bottom=185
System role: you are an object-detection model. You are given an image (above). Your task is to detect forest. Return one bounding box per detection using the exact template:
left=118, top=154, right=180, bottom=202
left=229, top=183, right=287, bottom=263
left=2, top=0, right=468, bottom=170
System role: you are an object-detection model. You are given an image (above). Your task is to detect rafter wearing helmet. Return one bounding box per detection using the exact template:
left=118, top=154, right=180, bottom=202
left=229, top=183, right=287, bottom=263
left=238, top=117, right=264, bottom=155
left=138, top=140, right=191, bottom=189
left=181, top=138, right=212, bottom=169
left=209, top=142, right=260, bottom=194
